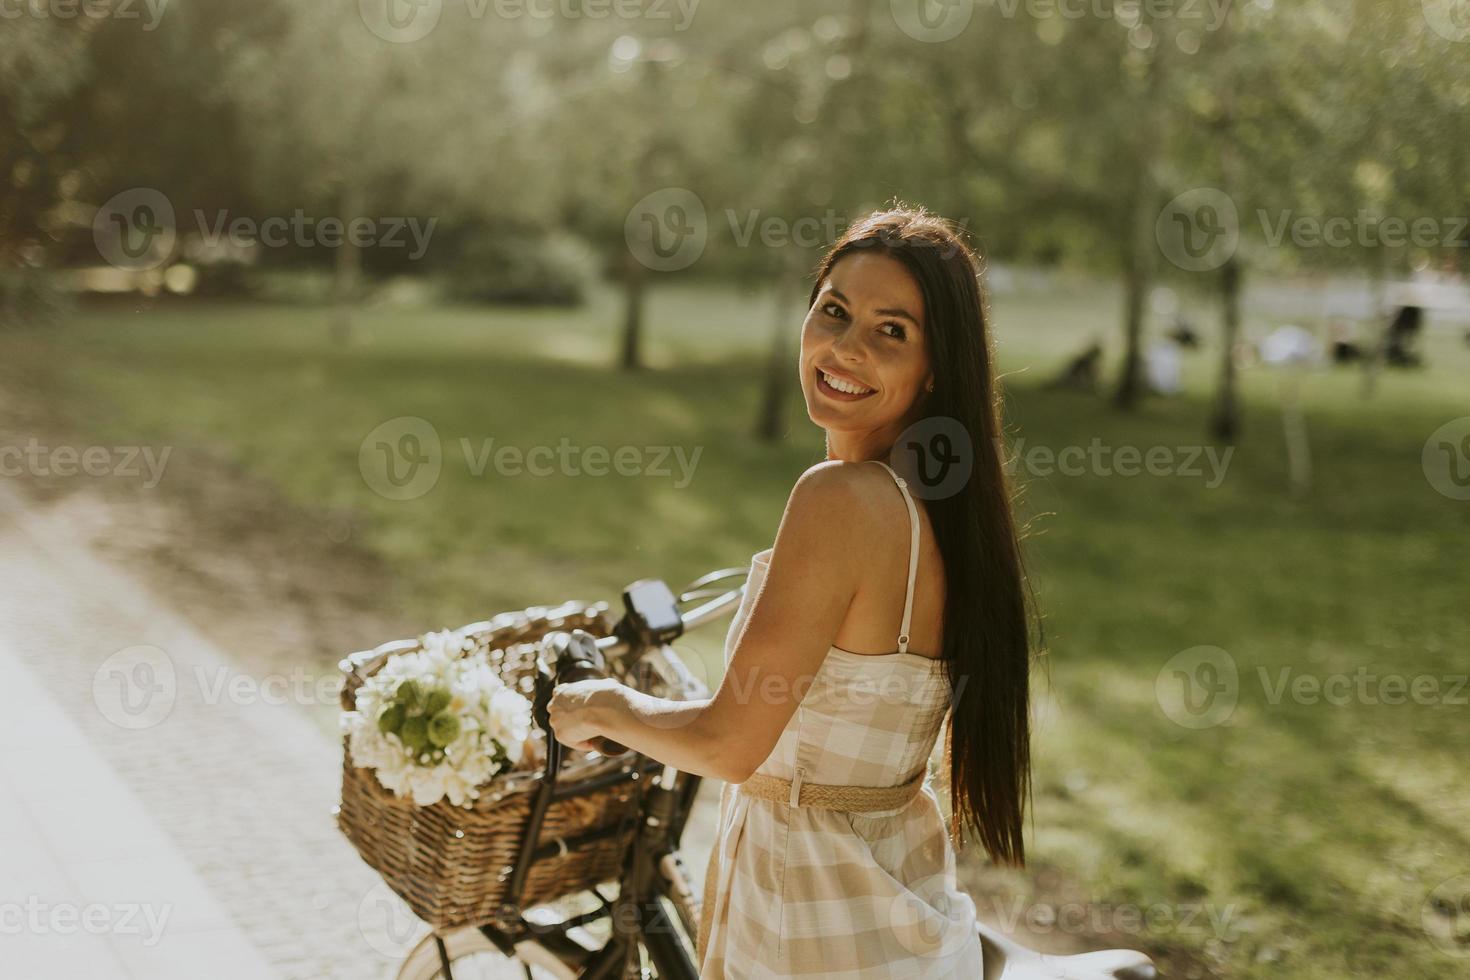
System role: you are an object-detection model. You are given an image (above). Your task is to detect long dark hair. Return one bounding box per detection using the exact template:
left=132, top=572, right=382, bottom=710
left=808, top=205, right=1036, bottom=868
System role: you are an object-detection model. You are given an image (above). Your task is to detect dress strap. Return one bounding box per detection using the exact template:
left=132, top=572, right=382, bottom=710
left=869, top=460, right=920, bottom=654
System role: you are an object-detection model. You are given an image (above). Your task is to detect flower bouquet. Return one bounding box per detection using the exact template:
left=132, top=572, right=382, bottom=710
left=341, top=628, right=539, bottom=808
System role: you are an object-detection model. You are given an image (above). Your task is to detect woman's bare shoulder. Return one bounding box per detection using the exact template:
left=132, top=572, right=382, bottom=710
left=785, top=460, right=910, bottom=535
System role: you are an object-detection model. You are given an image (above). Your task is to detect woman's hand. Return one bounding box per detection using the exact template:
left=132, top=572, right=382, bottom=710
left=547, top=678, right=625, bottom=752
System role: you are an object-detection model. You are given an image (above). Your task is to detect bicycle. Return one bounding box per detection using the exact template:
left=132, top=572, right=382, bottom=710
left=394, top=565, right=746, bottom=980
left=391, top=564, right=1159, bottom=980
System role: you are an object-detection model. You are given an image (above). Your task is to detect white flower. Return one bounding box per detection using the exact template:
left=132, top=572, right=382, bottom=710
left=341, top=630, right=535, bottom=808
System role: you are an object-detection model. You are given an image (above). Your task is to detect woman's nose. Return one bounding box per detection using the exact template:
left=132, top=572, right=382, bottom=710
left=830, top=324, right=865, bottom=361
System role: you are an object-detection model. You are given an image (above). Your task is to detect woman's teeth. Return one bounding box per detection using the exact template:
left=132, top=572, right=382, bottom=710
left=820, top=370, right=874, bottom=395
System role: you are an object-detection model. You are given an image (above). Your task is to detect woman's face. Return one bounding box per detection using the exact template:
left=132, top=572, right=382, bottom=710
left=799, top=250, right=933, bottom=438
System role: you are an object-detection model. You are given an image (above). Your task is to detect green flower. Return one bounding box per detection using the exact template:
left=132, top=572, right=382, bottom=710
left=400, top=715, right=430, bottom=754
left=397, top=679, right=423, bottom=709
left=377, top=703, right=406, bottom=735
left=424, top=688, right=452, bottom=716
left=427, top=711, right=461, bottom=748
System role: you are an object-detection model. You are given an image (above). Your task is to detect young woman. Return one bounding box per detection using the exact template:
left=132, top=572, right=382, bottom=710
left=549, top=207, right=1035, bottom=978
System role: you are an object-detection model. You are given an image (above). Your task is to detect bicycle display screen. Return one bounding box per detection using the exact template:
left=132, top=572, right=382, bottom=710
left=623, top=579, right=684, bottom=644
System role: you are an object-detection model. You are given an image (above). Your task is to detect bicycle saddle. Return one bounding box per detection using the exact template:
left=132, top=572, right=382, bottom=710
left=979, top=926, right=1158, bottom=980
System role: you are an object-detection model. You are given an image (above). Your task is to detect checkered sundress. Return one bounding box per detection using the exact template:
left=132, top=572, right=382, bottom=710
left=699, top=461, right=984, bottom=978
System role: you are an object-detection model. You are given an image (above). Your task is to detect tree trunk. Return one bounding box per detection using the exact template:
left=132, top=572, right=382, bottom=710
left=1359, top=245, right=1391, bottom=398
left=1209, top=5, right=1241, bottom=442
left=1113, top=223, right=1150, bottom=409
left=619, top=251, right=645, bottom=371
left=1209, top=257, right=1243, bottom=442
left=332, top=180, right=363, bottom=347
left=755, top=266, right=798, bottom=442
left=1112, top=86, right=1164, bottom=409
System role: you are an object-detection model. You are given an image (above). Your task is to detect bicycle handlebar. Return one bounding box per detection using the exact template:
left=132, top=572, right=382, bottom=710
left=595, top=567, right=748, bottom=658
left=537, top=566, right=748, bottom=758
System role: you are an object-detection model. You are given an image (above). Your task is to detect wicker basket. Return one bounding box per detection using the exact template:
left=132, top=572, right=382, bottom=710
left=336, top=599, right=645, bottom=931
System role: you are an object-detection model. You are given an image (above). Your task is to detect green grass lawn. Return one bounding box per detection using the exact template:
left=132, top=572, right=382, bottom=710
left=3, top=277, right=1468, bottom=977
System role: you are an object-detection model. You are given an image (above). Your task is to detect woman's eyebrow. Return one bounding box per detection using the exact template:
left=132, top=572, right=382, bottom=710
left=875, top=306, right=920, bottom=325
left=829, top=288, right=921, bottom=326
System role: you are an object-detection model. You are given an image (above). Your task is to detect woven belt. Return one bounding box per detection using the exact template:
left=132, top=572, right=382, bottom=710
left=696, top=768, right=926, bottom=964
left=739, top=767, right=925, bottom=811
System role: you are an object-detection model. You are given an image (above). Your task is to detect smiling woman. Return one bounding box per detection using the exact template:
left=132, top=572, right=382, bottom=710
left=546, top=206, right=1162, bottom=979
left=793, top=208, right=1037, bottom=874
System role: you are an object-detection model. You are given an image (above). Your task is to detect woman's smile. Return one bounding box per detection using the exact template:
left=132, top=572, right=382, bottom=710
left=814, top=364, right=877, bottom=401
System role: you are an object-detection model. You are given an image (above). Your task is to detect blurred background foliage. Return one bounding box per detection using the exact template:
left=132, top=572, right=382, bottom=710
left=2, top=2, right=1468, bottom=978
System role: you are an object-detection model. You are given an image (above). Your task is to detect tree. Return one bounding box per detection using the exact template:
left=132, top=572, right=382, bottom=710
left=218, top=4, right=559, bottom=342
left=1, top=4, right=275, bottom=276
left=1176, top=0, right=1470, bottom=437
left=906, top=8, right=1186, bottom=410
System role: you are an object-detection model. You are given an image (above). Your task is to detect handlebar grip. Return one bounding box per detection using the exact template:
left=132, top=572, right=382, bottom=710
left=544, top=629, right=630, bottom=757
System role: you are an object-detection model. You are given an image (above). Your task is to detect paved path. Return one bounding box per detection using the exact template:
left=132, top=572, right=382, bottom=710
left=0, top=482, right=722, bottom=978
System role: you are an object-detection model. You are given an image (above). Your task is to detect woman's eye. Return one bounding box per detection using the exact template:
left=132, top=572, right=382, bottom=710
left=880, top=322, right=907, bottom=341
left=822, top=302, right=846, bottom=319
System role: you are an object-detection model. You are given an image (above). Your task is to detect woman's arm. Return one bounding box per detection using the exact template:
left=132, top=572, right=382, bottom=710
left=548, top=461, right=872, bottom=783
